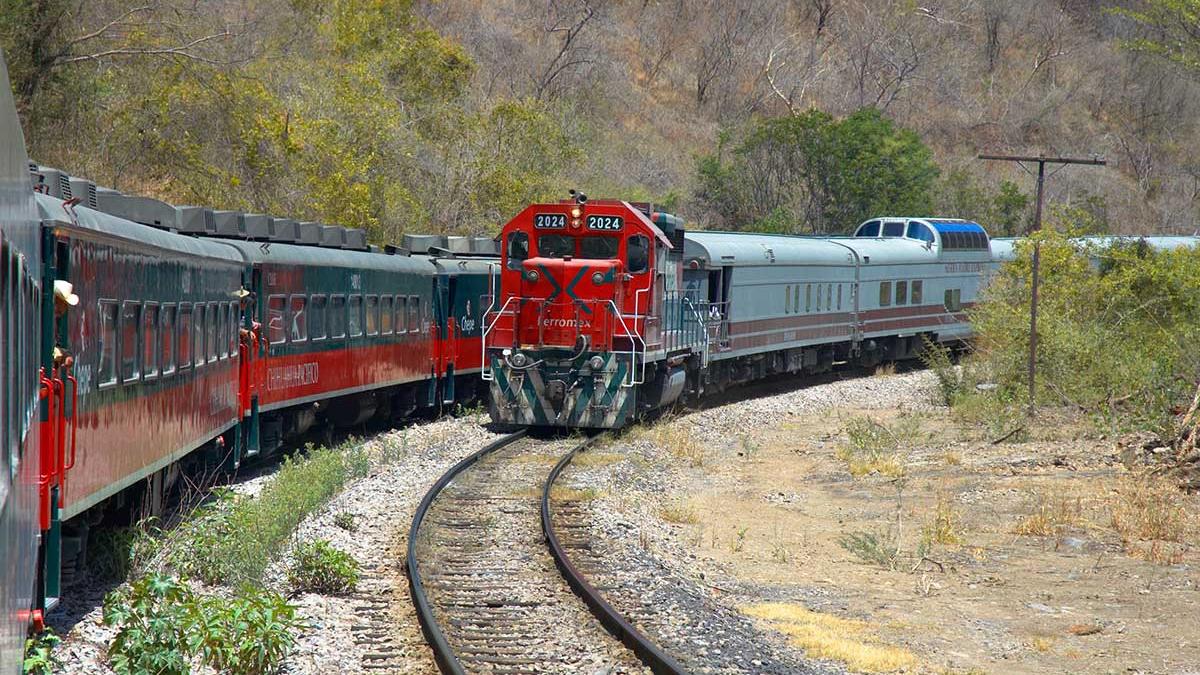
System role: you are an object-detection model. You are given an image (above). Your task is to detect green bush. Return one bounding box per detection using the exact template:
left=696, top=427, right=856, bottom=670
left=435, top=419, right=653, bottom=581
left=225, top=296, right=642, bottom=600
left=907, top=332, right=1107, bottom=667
left=23, top=629, right=61, bottom=675
left=970, top=227, right=1200, bottom=436
left=287, top=539, right=360, bottom=595
left=333, top=511, right=358, bottom=532
left=103, top=574, right=299, bottom=675
left=171, top=441, right=370, bottom=585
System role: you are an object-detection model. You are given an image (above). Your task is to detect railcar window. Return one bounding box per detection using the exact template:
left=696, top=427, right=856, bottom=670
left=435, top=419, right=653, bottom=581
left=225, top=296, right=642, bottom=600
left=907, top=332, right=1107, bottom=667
left=143, top=304, right=159, bottom=378
left=381, top=296, right=393, bottom=334
left=310, top=296, right=327, bottom=340
left=805, top=284, right=812, bottom=312
left=207, top=304, right=218, bottom=362
left=289, top=296, right=307, bottom=342
left=944, top=289, right=962, bottom=312
left=858, top=221, right=881, bottom=237
left=580, top=236, right=619, bottom=259
left=837, top=284, right=843, bottom=310
left=178, top=305, right=192, bottom=370
left=408, top=296, right=420, bottom=334
left=794, top=285, right=800, bottom=313
left=827, top=284, right=832, bottom=311
left=349, top=295, right=363, bottom=337
left=912, top=280, right=923, bottom=304
left=227, top=303, right=238, bottom=356
left=195, top=305, right=207, bottom=367
left=366, top=295, right=379, bottom=336
left=784, top=285, right=791, bottom=314
left=879, top=282, right=892, bottom=307
left=907, top=222, right=934, bottom=243
left=627, top=235, right=649, bottom=273
left=816, top=284, right=822, bottom=312
left=507, top=231, right=529, bottom=269
left=895, top=281, right=908, bottom=305
left=883, top=221, right=905, bottom=237
left=161, top=305, right=176, bottom=375
left=120, top=301, right=140, bottom=383
left=215, top=305, right=226, bottom=359
left=538, top=234, right=574, bottom=258
left=267, top=295, right=287, bottom=345
left=395, top=296, right=407, bottom=333
left=330, top=295, right=347, bottom=338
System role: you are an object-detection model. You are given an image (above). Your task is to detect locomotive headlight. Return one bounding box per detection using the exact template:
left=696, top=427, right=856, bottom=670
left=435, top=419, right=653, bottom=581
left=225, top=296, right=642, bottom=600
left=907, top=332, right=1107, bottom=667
left=591, top=272, right=604, bottom=285
left=570, top=206, right=582, bottom=218
left=511, top=352, right=529, bottom=367
left=589, top=355, right=605, bottom=371
left=525, top=269, right=539, bottom=282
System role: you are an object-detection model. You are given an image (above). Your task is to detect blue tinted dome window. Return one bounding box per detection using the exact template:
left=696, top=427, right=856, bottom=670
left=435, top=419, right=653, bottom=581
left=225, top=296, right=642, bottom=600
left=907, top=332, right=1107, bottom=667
left=882, top=221, right=905, bottom=236
left=906, top=222, right=934, bottom=243
left=929, top=220, right=989, bottom=249
left=857, top=221, right=880, bottom=237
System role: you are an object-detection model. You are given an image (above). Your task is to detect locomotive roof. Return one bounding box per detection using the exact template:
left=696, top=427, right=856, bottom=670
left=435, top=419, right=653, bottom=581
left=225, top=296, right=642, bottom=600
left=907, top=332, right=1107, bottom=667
left=218, top=237, right=438, bottom=273
left=684, top=231, right=942, bottom=267
left=36, top=193, right=245, bottom=264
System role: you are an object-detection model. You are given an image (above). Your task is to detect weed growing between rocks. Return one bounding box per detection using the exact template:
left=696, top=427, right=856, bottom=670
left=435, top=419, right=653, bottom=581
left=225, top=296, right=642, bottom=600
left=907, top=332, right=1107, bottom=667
left=287, top=539, right=360, bottom=595
left=838, top=530, right=901, bottom=570
left=103, top=574, right=299, bottom=675
left=659, top=499, right=700, bottom=524
left=836, top=416, right=919, bottom=477
left=22, top=629, right=61, bottom=675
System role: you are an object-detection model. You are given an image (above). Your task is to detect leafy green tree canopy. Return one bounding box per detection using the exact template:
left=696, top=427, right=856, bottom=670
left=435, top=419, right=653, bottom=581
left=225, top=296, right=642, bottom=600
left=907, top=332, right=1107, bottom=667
left=695, top=108, right=939, bottom=233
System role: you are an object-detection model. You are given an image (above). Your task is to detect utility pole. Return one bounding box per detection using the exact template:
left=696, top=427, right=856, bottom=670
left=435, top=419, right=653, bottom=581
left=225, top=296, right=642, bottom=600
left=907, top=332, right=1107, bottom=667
left=977, top=153, right=1106, bottom=414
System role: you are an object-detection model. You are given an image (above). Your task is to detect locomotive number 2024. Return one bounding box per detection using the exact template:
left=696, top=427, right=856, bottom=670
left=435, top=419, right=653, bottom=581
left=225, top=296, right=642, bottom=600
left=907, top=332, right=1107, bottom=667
left=586, top=215, right=623, bottom=231
left=534, top=213, right=567, bottom=229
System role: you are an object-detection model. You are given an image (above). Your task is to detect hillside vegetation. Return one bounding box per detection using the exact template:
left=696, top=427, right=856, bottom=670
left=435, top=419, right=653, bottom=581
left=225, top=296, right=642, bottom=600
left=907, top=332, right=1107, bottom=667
left=6, top=0, right=1200, bottom=240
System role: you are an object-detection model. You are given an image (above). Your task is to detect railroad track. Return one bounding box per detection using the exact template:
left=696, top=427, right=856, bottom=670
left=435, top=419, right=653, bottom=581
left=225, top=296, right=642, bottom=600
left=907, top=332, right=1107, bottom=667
left=407, top=431, right=671, bottom=674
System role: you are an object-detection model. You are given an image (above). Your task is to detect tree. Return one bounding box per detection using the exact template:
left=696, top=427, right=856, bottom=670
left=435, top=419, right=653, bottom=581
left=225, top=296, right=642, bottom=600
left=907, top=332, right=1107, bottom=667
left=695, top=107, right=938, bottom=232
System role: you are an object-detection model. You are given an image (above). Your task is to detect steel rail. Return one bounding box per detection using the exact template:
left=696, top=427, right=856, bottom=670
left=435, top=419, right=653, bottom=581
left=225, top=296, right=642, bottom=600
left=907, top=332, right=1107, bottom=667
left=405, top=429, right=527, bottom=675
left=541, top=438, right=688, bottom=675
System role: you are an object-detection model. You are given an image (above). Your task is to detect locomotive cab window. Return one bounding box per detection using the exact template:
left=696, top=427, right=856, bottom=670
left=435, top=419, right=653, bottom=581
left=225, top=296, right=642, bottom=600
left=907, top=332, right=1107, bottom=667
left=289, top=295, right=307, bottom=342
left=506, top=231, right=529, bottom=269
left=178, top=304, right=192, bottom=370
left=580, top=236, right=619, bottom=259
left=161, top=304, right=176, bottom=376
left=120, top=301, right=141, bottom=383
left=348, top=295, right=363, bottom=337
left=98, top=300, right=119, bottom=387
left=627, top=235, right=649, bottom=274
left=330, top=295, right=347, bottom=338
left=381, top=296, right=393, bottom=335
left=310, top=295, right=327, bottom=341
left=879, top=281, right=892, bottom=307
left=267, top=295, right=287, bottom=345
left=537, top=234, right=573, bottom=258
left=143, top=303, right=159, bottom=379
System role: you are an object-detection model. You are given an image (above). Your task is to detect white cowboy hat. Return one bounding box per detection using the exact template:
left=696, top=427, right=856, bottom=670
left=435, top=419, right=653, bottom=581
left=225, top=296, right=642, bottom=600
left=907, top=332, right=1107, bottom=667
left=54, top=280, right=79, bottom=306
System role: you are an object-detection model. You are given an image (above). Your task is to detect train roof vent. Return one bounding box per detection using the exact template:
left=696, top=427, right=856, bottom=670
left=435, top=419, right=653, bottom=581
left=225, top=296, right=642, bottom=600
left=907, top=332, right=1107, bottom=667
left=470, top=237, right=500, bottom=255
left=270, top=217, right=298, bottom=243
left=211, top=210, right=242, bottom=237
left=34, top=167, right=70, bottom=199
left=344, top=228, right=368, bottom=250
left=67, top=177, right=98, bottom=208
left=176, top=206, right=216, bottom=235
left=401, top=234, right=446, bottom=252
left=444, top=235, right=471, bottom=253
left=96, top=191, right=177, bottom=229
left=241, top=214, right=272, bottom=239
left=297, top=221, right=322, bottom=245
left=320, top=225, right=345, bottom=248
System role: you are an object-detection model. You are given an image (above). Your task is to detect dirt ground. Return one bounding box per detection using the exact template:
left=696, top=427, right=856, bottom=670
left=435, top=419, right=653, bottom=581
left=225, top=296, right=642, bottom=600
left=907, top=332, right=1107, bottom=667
left=640, top=397, right=1200, bottom=674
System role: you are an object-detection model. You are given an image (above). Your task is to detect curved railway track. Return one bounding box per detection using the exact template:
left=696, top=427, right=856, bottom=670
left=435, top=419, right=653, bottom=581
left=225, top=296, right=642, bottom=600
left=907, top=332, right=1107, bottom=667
left=407, top=431, right=665, bottom=674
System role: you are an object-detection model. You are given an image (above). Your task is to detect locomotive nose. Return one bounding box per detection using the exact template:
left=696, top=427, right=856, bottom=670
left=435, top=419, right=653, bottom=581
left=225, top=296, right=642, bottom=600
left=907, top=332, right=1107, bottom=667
left=519, top=257, right=620, bottom=348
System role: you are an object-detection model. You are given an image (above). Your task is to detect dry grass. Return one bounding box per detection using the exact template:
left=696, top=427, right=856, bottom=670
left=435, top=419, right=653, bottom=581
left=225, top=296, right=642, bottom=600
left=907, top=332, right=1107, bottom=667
left=636, top=422, right=706, bottom=467
left=742, top=603, right=918, bottom=673
left=874, top=362, right=897, bottom=376
left=659, top=499, right=700, bottom=524
left=941, top=450, right=963, bottom=466
left=1012, top=492, right=1084, bottom=537
left=836, top=416, right=919, bottom=478
left=1030, top=635, right=1057, bottom=653
left=570, top=452, right=626, bottom=468
left=1108, top=476, right=1193, bottom=564
left=549, top=486, right=602, bottom=502
left=921, top=493, right=963, bottom=547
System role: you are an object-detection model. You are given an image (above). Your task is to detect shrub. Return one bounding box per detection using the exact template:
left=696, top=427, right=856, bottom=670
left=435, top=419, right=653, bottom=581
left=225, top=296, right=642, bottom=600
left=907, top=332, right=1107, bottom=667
left=837, top=530, right=901, bottom=570
left=23, top=629, right=61, bottom=675
left=836, top=416, right=919, bottom=477
left=287, top=539, right=360, bottom=595
left=171, top=441, right=370, bottom=585
left=333, top=511, right=358, bottom=532
left=103, top=574, right=299, bottom=675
